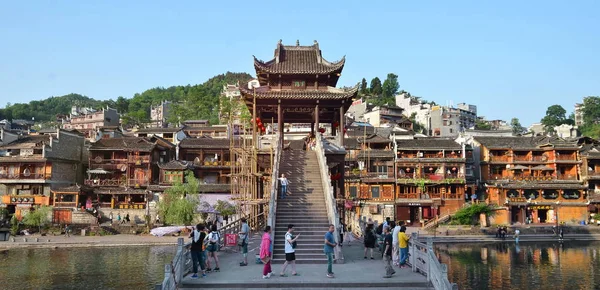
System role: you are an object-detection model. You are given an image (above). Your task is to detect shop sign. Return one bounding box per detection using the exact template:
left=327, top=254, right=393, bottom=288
left=530, top=205, right=552, bottom=210
left=408, top=203, right=421, bottom=206
left=508, top=198, right=526, bottom=203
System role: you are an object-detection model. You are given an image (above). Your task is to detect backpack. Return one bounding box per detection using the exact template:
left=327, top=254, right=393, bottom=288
left=203, top=233, right=211, bottom=250
left=209, top=232, right=219, bottom=245
left=365, top=230, right=375, bottom=244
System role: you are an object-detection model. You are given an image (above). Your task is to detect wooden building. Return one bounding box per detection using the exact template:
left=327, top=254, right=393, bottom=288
left=474, top=136, right=587, bottom=225
left=178, top=138, right=233, bottom=194
left=395, top=139, right=466, bottom=226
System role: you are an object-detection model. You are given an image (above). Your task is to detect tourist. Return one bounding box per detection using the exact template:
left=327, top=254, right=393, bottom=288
left=97, top=213, right=102, bottom=225
left=338, top=218, right=345, bottom=247
left=382, top=226, right=395, bottom=278
left=398, top=226, right=410, bottom=267
left=392, top=221, right=400, bottom=266
left=239, top=217, right=250, bottom=266
left=156, top=215, right=160, bottom=225
left=514, top=228, right=520, bottom=244
left=260, top=226, right=273, bottom=279
left=65, top=224, right=71, bottom=238
left=109, top=212, right=113, bottom=225
left=364, top=222, right=376, bottom=259
left=203, top=226, right=211, bottom=271
left=117, top=213, right=121, bottom=224
left=383, top=217, right=390, bottom=229
left=206, top=225, right=221, bottom=272
left=324, top=224, right=337, bottom=278
left=189, top=224, right=207, bottom=278
left=125, top=213, right=130, bottom=223
left=278, top=174, right=290, bottom=199
left=559, top=227, right=564, bottom=242
left=280, top=224, right=299, bottom=276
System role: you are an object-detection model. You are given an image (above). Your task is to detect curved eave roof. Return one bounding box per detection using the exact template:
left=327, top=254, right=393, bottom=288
left=253, top=56, right=345, bottom=75
left=240, top=84, right=358, bottom=100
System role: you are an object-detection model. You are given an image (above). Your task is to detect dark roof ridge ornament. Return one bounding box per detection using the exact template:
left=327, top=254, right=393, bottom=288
left=275, top=39, right=283, bottom=64
left=296, top=39, right=300, bottom=46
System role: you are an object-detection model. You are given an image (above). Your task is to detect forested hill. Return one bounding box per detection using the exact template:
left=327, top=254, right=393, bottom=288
left=0, top=71, right=253, bottom=126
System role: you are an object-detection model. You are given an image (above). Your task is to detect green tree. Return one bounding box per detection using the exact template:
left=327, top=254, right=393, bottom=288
left=22, top=206, right=52, bottom=233
left=582, top=96, right=600, bottom=125
left=359, top=78, right=369, bottom=96
left=369, top=77, right=382, bottom=96
left=541, top=104, right=568, bottom=131
left=409, top=112, right=427, bottom=134
left=215, top=200, right=237, bottom=219
left=475, top=120, right=491, bottom=130
left=158, top=171, right=200, bottom=225
left=382, top=73, right=400, bottom=100
left=510, top=118, right=525, bottom=135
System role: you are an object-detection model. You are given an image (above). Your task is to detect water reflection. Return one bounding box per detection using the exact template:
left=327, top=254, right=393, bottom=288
left=0, top=246, right=177, bottom=290
left=436, top=241, right=600, bottom=290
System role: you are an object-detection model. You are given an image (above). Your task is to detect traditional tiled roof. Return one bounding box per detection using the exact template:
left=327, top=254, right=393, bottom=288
left=52, top=185, right=81, bottom=193
left=494, top=183, right=587, bottom=189
left=357, top=150, right=395, bottom=159
left=239, top=84, right=358, bottom=100
left=183, top=126, right=227, bottom=132
left=90, top=137, right=156, bottom=152
left=474, top=136, right=579, bottom=149
left=158, top=160, right=191, bottom=170
left=344, top=138, right=360, bottom=149
left=581, top=144, right=600, bottom=158
left=395, top=139, right=461, bottom=150
left=253, top=41, right=345, bottom=75
left=0, top=135, right=50, bottom=149
left=136, top=127, right=183, bottom=133
left=198, top=184, right=231, bottom=193
left=179, top=138, right=231, bottom=149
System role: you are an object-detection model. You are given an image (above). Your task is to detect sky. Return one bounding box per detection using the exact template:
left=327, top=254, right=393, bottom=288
left=0, top=1, right=598, bottom=126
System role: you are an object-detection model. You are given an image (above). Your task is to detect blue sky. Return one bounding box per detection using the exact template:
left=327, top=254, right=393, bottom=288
left=0, top=1, right=598, bottom=126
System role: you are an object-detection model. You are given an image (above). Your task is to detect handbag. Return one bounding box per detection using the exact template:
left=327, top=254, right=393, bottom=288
left=237, top=236, right=246, bottom=247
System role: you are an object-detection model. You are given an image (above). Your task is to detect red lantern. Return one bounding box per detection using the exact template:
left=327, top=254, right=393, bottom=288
left=343, top=128, right=347, bottom=133
left=257, top=121, right=262, bottom=127
left=319, top=128, right=325, bottom=133
left=333, top=122, right=339, bottom=128
left=261, top=127, right=266, bottom=132
left=256, top=117, right=260, bottom=122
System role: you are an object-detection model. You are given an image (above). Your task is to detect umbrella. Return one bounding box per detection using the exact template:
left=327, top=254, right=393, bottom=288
left=531, top=165, right=553, bottom=171
left=87, top=168, right=112, bottom=174
left=511, top=165, right=528, bottom=170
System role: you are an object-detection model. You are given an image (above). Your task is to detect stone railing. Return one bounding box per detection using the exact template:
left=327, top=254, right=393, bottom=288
left=268, top=132, right=281, bottom=252
left=315, top=133, right=344, bottom=263
left=409, top=233, right=458, bottom=290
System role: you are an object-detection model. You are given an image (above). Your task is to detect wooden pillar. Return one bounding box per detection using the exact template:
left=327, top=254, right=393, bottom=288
left=311, top=122, right=315, bottom=135
left=338, top=163, right=345, bottom=199
left=339, top=104, right=345, bottom=147
left=75, top=194, right=79, bottom=208
left=331, top=122, right=336, bottom=136
left=278, top=100, right=283, bottom=150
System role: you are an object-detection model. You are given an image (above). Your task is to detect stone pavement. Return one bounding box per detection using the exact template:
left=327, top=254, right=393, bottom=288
left=180, top=237, right=431, bottom=289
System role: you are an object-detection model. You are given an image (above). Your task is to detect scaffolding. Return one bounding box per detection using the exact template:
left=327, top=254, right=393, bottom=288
left=229, top=90, right=274, bottom=230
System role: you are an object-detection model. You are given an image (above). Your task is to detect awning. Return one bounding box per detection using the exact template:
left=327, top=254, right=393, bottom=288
left=531, top=165, right=553, bottom=171
left=87, top=168, right=112, bottom=174
left=510, top=165, right=528, bottom=170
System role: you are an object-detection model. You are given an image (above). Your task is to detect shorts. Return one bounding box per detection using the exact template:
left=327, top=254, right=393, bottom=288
left=207, top=243, right=218, bottom=252
left=241, top=242, right=248, bottom=254
left=364, top=241, right=375, bottom=248
left=285, top=252, right=296, bottom=261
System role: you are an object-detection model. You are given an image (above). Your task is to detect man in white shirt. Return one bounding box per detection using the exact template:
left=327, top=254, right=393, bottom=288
left=392, top=221, right=401, bottom=266
left=280, top=224, right=299, bottom=276
left=239, top=218, right=250, bottom=266
left=278, top=174, right=290, bottom=199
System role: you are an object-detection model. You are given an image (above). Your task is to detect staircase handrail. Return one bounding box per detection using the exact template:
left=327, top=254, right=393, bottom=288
left=315, top=133, right=344, bottom=263
left=423, top=214, right=452, bottom=230
left=268, top=132, right=281, bottom=251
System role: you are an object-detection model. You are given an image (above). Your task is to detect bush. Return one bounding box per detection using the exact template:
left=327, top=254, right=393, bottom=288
left=452, top=203, right=495, bottom=225
left=10, top=216, right=19, bottom=236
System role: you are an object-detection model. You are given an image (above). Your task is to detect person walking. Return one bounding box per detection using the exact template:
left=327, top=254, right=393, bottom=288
left=117, top=213, right=121, bottom=224
left=206, top=225, right=221, bottom=272
left=203, top=226, right=211, bottom=271
left=363, top=223, right=376, bottom=259
left=324, top=224, right=337, bottom=278
left=280, top=224, right=299, bottom=276
left=398, top=226, right=410, bottom=267
left=239, top=217, right=250, bottom=266
left=278, top=174, right=290, bottom=199
left=338, top=219, right=345, bottom=247
left=189, top=224, right=207, bottom=278
left=514, top=228, right=521, bottom=244
left=65, top=224, right=71, bottom=238
left=109, top=212, right=113, bottom=225
left=260, top=226, right=273, bottom=279
left=391, top=221, right=400, bottom=266
left=382, top=226, right=396, bottom=278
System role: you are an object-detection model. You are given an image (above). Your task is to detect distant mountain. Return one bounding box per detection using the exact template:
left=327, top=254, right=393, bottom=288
left=0, top=71, right=253, bottom=126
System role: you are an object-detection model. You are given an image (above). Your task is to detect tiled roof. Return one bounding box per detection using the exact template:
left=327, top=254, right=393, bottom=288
left=239, top=84, right=358, bottom=100
left=395, top=139, right=461, bottom=150
left=90, top=137, right=156, bottom=151
left=474, top=136, right=578, bottom=149
left=52, top=185, right=81, bottom=193
left=254, top=41, right=345, bottom=74
left=184, top=126, right=227, bottom=132
left=0, top=135, right=50, bottom=149
left=357, top=150, right=395, bottom=159
left=495, top=183, right=587, bottom=189
left=344, top=138, right=360, bottom=149
left=136, top=127, right=183, bottom=133
left=179, top=138, right=231, bottom=149
left=198, top=184, right=231, bottom=193
left=158, top=160, right=191, bottom=170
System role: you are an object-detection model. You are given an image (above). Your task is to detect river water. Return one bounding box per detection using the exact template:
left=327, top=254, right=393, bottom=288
left=437, top=241, right=600, bottom=290
left=2, top=242, right=600, bottom=290
left=0, top=245, right=176, bottom=290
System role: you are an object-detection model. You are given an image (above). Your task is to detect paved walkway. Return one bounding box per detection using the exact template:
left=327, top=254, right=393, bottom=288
left=0, top=234, right=181, bottom=249
left=181, top=237, right=431, bottom=289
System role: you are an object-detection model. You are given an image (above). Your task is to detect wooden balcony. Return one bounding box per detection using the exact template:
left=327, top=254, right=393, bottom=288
left=489, top=156, right=510, bottom=162
left=0, top=172, right=50, bottom=180
left=361, top=172, right=395, bottom=183
left=54, top=202, right=77, bottom=208
left=128, top=179, right=150, bottom=187
left=193, top=160, right=232, bottom=167
left=128, top=155, right=151, bottom=164
left=84, top=179, right=126, bottom=187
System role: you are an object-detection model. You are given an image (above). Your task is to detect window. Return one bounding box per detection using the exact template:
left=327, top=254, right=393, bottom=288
left=450, top=129, right=454, bottom=134
left=371, top=186, right=380, bottom=199
left=349, top=186, right=357, bottom=198
left=164, top=171, right=183, bottom=183
left=292, top=80, right=306, bottom=88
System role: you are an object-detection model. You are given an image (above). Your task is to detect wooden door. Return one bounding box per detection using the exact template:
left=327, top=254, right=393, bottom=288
left=396, top=206, right=410, bottom=222
left=53, top=209, right=72, bottom=224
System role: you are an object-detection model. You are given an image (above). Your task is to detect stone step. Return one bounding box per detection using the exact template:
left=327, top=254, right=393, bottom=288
left=275, top=225, right=331, bottom=230
left=272, top=253, right=329, bottom=260
left=276, top=210, right=329, bottom=215
left=272, top=248, right=326, bottom=255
